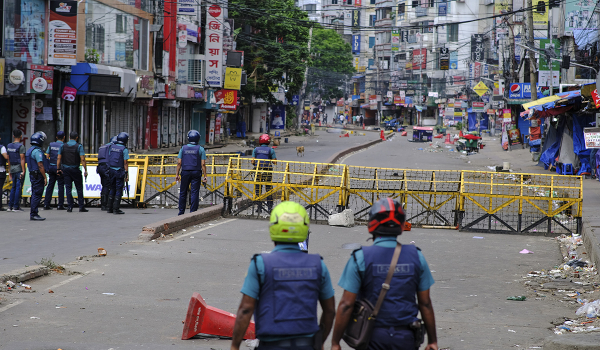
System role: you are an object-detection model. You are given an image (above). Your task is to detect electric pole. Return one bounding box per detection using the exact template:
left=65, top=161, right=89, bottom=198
left=526, top=0, right=537, bottom=101
left=298, top=26, right=314, bottom=129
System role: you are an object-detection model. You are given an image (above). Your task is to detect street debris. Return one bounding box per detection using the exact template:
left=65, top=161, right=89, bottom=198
left=518, top=233, right=600, bottom=335
left=328, top=209, right=355, bottom=227
left=507, top=296, right=527, bottom=301
left=102, top=293, right=116, bottom=296
left=520, top=249, right=534, bottom=254
left=98, top=248, right=107, bottom=256
left=473, top=236, right=484, bottom=239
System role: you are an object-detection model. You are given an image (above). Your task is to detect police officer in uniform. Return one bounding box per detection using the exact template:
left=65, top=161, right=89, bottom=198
left=56, top=131, right=89, bottom=213
left=231, top=201, right=336, bottom=350
left=7, top=129, right=26, bottom=212
left=175, top=130, right=207, bottom=216
left=43, top=131, right=66, bottom=210
left=252, top=134, right=277, bottom=212
left=331, top=198, right=437, bottom=350
left=97, top=136, right=117, bottom=211
left=26, top=132, right=48, bottom=221
left=106, top=132, right=129, bottom=215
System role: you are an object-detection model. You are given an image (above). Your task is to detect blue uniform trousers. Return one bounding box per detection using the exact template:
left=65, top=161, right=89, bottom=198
left=29, top=173, right=45, bottom=217
left=178, top=170, right=201, bottom=215
left=9, top=172, right=22, bottom=209
left=367, top=326, right=415, bottom=350
left=63, top=167, right=85, bottom=209
left=108, top=168, right=125, bottom=199
left=44, top=169, right=64, bottom=207
left=97, top=164, right=110, bottom=199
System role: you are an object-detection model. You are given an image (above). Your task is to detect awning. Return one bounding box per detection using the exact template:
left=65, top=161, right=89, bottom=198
left=352, top=75, right=365, bottom=79
left=68, top=63, right=137, bottom=97
left=522, top=90, right=582, bottom=111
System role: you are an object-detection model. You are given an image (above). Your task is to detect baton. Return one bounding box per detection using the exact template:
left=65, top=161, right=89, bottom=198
left=125, top=173, right=130, bottom=200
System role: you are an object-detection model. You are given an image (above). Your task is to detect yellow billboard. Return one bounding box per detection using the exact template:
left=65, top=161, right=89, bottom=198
left=224, top=68, right=242, bottom=90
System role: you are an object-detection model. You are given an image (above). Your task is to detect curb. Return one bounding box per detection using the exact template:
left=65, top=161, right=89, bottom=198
left=0, top=265, right=50, bottom=285
left=138, top=205, right=223, bottom=242
left=139, top=136, right=390, bottom=240
left=544, top=333, right=600, bottom=349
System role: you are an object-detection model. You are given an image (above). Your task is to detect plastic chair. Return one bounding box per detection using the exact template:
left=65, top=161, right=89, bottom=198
left=557, top=163, right=574, bottom=175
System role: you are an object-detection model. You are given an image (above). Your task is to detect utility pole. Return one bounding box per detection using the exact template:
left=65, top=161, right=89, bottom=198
left=526, top=0, right=537, bottom=101
left=298, top=26, right=314, bottom=130
left=376, top=44, right=381, bottom=126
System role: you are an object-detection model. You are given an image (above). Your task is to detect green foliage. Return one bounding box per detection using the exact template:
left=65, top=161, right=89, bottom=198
left=307, top=27, right=355, bottom=100
left=85, top=49, right=100, bottom=64
left=286, top=105, right=297, bottom=129
left=230, top=0, right=311, bottom=104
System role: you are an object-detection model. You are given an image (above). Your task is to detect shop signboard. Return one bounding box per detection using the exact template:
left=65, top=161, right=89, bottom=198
left=48, top=0, right=77, bottom=65
left=205, top=2, right=224, bottom=87
left=584, top=127, right=600, bottom=149
left=472, top=102, right=485, bottom=112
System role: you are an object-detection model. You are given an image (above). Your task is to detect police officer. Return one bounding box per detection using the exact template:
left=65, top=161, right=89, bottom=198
left=56, top=131, right=89, bottom=213
left=97, top=136, right=117, bottom=211
left=7, top=129, right=26, bottom=212
left=175, top=130, right=207, bottom=216
left=43, top=131, right=66, bottom=210
left=331, top=198, right=437, bottom=350
left=252, top=134, right=277, bottom=212
left=231, top=201, right=336, bottom=350
left=106, top=132, right=129, bottom=215
left=26, top=132, right=48, bottom=221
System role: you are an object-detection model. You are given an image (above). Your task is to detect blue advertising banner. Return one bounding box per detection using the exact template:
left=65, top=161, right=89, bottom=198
left=508, top=83, right=543, bottom=99
left=352, top=35, right=361, bottom=55
left=449, top=51, right=458, bottom=69
left=270, top=105, right=286, bottom=130
left=438, top=4, right=447, bottom=16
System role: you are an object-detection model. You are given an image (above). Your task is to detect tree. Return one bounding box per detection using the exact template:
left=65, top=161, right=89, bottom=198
left=307, top=27, right=355, bottom=101
left=229, top=0, right=311, bottom=104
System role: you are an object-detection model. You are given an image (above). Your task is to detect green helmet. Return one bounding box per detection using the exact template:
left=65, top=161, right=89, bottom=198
left=269, top=201, right=309, bottom=243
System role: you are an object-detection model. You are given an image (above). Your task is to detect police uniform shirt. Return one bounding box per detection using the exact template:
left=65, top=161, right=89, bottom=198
left=9, top=144, right=25, bottom=174
left=240, top=244, right=335, bottom=342
left=338, top=236, right=435, bottom=294
left=109, top=147, right=129, bottom=171
left=251, top=147, right=276, bottom=159
left=58, top=140, right=85, bottom=168
left=46, top=141, right=63, bottom=165
left=0, top=145, right=7, bottom=173
left=30, top=148, right=44, bottom=168
left=177, top=144, right=207, bottom=162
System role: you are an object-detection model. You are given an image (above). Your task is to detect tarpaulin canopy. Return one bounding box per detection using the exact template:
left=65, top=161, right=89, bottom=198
left=522, top=90, right=582, bottom=111
left=540, top=121, right=564, bottom=168
left=572, top=114, right=595, bottom=175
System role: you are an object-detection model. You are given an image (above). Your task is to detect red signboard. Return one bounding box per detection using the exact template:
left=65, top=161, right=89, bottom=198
left=592, top=89, right=600, bottom=109
left=412, top=48, right=427, bottom=70
left=216, top=89, right=237, bottom=109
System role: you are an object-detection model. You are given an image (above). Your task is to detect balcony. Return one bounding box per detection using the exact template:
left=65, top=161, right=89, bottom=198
left=375, top=0, right=394, bottom=7
left=374, top=18, right=393, bottom=27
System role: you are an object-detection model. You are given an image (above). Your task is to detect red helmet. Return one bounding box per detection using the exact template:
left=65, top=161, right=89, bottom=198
left=368, top=198, right=406, bottom=236
left=259, top=134, right=270, bottom=145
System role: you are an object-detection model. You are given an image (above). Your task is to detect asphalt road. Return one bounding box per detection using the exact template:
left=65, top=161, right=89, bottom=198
left=0, top=218, right=568, bottom=350
left=0, top=133, right=582, bottom=349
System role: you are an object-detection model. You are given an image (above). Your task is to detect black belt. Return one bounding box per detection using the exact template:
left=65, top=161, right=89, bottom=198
left=260, top=336, right=313, bottom=348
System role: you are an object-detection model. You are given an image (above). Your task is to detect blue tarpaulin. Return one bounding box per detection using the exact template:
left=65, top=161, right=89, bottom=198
left=572, top=114, right=595, bottom=175
left=468, top=113, right=477, bottom=131
left=539, top=122, right=563, bottom=168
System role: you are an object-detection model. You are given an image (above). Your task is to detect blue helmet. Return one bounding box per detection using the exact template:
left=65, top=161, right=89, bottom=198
left=187, top=130, right=200, bottom=144
left=111, top=136, right=118, bottom=144
left=31, top=132, right=46, bottom=147
left=57, top=131, right=65, bottom=139
left=117, top=132, right=129, bottom=145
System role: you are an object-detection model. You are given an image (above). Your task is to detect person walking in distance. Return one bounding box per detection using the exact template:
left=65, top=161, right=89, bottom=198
left=97, top=136, right=117, bottom=211
left=231, top=201, right=336, bottom=350
left=7, top=129, right=26, bottom=212
left=56, top=131, right=89, bottom=213
left=175, top=130, right=207, bottom=216
left=331, top=198, right=438, bottom=350
left=26, top=132, right=48, bottom=221
left=0, top=135, right=10, bottom=211
left=106, top=132, right=129, bottom=215
left=43, top=131, right=66, bottom=210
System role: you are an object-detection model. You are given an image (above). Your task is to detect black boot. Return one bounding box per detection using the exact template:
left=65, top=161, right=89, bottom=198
left=113, top=196, right=124, bottom=215
left=107, top=195, right=114, bottom=213
left=101, top=194, right=107, bottom=211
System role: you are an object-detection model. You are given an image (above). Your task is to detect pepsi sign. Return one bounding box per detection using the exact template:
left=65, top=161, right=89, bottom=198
left=509, top=83, right=542, bottom=99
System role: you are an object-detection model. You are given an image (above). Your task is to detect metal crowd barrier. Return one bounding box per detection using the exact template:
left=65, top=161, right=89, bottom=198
left=222, top=158, right=584, bottom=235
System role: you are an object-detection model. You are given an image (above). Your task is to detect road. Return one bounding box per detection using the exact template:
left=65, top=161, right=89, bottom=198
left=0, top=131, right=584, bottom=349
left=0, top=130, right=380, bottom=276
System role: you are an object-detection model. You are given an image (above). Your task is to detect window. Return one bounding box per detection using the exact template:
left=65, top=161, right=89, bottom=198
left=370, top=0, right=376, bottom=4
left=331, top=0, right=338, bottom=4
left=304, top=4, right=316, bottom=12
left=369, top=15, right=377, bottom=26
left=116, top=14, right=126, bottom=33
left=429, top=0, right=435, bottom=7
left=447, top=23, right=458, bottom=42
left=412, top=0, right=419, bottom=7
left=369, top=37, right=376, bottom=48
left=347, top=0, right=352, bottom=4
left=398, top=3, right=405, bottom=14
left=115, top=42, right=126, bottom=61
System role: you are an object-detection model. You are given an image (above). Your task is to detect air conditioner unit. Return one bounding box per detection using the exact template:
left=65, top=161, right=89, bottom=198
left=484, top=0, right=494, bottom=5
left=188, top=59, right=203, bottom=85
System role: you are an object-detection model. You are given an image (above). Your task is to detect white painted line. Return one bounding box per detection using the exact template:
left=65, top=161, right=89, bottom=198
left=46, top=270, right=96, bottom=291
left=0, top=300, right=24, bottom=314
left=164, top=218, right=237, bottom=243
